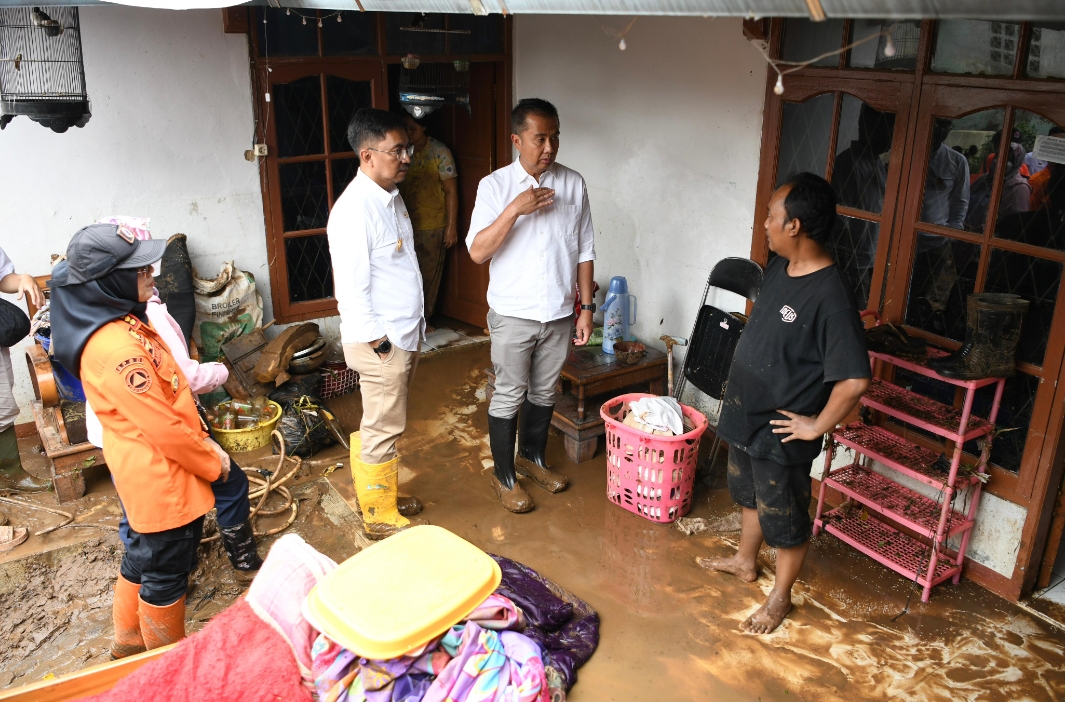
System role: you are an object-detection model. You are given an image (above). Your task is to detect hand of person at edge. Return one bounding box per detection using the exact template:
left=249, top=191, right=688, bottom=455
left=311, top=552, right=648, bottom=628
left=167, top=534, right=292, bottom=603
left=508, top=186, right=555, bottom=218
left=574, top=310, right=594, bottom=346
left=204, top=437, right=231, bottom=481
left=769, top=409, right=824, bottom=443
left=444, top=224, right=458, bottom=249
left=17, top=274, right=43, bottom=309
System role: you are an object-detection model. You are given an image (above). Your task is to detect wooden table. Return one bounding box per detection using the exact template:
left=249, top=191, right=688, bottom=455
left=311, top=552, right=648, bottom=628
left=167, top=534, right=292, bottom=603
left=30, top=400, right=104, bottom=504
left=559, top=346, right=669, bottom=421
left=484, top=345, right=669, bottom=464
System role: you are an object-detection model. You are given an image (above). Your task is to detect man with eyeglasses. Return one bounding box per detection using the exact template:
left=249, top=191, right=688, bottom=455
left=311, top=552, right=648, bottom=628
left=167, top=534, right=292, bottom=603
left=468, top=98, right=596, bottom=513
left=327, top=108, right=427, bottom=540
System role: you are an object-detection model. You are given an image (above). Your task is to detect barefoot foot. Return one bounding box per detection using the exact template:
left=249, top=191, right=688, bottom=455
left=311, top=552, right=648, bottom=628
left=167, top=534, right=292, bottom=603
left=741, top=591, right=792, bottom=634
left=696, top=555, right=758, bottom=583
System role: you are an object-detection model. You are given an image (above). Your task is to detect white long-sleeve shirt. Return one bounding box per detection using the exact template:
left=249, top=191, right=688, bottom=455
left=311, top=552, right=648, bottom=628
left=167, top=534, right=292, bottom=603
left=467, top=160, right=595, bottom=323
left=86, top=292, right=228, bottom=448
left=327, top=170, right=425, bottom=352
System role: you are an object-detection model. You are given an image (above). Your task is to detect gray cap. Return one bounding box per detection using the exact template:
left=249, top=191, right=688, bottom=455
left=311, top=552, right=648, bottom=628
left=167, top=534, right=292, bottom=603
left=60, top=223, right=167, bottom=286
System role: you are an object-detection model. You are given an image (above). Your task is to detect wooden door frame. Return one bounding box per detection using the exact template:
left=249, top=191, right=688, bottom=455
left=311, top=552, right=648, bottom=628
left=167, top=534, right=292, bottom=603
left=749, top=17, right=1065, bottom=600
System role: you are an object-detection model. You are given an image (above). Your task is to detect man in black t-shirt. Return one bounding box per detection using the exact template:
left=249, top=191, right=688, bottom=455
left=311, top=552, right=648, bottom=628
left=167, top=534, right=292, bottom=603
left=699, top=172, right=871, bottom=635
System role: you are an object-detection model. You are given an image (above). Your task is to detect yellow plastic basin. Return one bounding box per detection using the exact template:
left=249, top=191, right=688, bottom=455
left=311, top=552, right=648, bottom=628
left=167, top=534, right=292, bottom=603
left=303, top=525, right=501, bottom=659
left=210, top=401, right=282, bottom=453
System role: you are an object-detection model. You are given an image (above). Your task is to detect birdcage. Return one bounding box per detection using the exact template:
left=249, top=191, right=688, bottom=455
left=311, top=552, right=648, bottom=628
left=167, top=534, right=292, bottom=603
left=398, top=61, right=471, bottom=119
left=0, top=6, right=90, bottom=133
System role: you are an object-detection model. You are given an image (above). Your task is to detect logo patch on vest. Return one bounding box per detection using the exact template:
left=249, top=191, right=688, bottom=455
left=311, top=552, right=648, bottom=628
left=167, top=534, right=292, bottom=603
left=124, top=367, right=152, bottom=394
left=780, top=305, right=797, bottom=323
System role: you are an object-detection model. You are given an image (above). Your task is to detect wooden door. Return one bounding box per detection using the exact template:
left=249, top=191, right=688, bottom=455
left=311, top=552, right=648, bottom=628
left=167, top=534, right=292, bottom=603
left=436, top=61, right=504, bottom=327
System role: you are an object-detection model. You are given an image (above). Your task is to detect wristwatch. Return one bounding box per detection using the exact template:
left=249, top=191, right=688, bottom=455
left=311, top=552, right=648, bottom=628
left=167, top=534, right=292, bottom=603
left=580, top=303, right=596, bottom=313
left=373, top=339, right=392, bottom=355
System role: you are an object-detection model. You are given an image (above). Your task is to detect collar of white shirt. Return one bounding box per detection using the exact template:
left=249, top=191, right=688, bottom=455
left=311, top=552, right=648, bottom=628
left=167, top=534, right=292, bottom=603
left=355, top=169, right=401, bottom=203
left=510, top=159, right=557, bottom=188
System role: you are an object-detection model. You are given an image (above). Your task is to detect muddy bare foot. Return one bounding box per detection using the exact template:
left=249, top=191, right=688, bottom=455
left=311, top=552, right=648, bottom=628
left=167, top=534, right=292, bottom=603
left=696, top=555, right=758, bottom=583
left=741, top=591, right=792, bottom=635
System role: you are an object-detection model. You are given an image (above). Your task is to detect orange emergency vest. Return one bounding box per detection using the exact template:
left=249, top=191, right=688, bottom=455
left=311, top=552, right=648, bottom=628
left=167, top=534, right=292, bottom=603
left=80, top=316, right=220, bottom=533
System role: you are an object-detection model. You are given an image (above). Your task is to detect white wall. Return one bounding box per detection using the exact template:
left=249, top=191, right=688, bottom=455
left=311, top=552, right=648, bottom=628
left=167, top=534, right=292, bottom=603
left=514, top=15, right=767, bottom=346
left=0, top=6, right=268, bottom=424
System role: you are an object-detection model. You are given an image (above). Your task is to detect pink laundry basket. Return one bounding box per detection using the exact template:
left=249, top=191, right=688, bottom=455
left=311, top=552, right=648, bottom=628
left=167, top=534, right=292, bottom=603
left=601, top=393, right=709, bottom=524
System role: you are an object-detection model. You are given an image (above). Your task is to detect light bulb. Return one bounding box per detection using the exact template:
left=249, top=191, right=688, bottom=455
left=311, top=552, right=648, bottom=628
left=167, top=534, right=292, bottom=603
left=262, top=16, right=266, bottom=24
left=302, top=16, right=306, bottom=25
left=883, top=35, right=896, bottom=57
left=318, top=18, right=323, bottom=27
left=285, top=8, right=290, bottom=14
left=619, top=38, right=627, bottom=50
left=265, top=92, right=271, bottom=103
left=337, top=14, right=342, bottom=22
left=774, top=74, right=784, bottom=95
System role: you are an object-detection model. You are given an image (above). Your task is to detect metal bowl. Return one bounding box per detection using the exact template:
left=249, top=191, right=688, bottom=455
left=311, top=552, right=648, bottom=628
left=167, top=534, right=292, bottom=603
left=292, top=335, right=327, bottom=359
left=288, top=348, right=327, bottom=374
left=613, top=341, right=646, bottom=365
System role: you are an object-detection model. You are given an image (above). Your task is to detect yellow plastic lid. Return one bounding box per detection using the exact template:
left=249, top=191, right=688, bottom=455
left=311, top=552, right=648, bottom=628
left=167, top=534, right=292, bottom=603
left=303, top=525, right=502, bottom=660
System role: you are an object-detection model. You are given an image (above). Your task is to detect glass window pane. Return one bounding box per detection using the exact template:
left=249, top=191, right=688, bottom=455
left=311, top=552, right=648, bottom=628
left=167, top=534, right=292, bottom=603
left=832, top=94, right=895, bottom=214
left=905, top=232, right=981, bottom=340
left=257, top=8, right=319, bottom=57
left=448, top=14, right=504, bottom=54
left=932, top=20, right=1020, bottom=76
left=331, top=157, right=359, bottom=202
left=285, top=234, right=334, bottom=303
left=273, top=76, right=324, bottom=158
left=994, top=111, right=1065, bottom=250
left=829, top=215, right=879, bottom=309
left=322, top=11, right=377, bottom=56
left=327, top=76, right=373, bottom=154
left=776, top=93, right=835, bottom=187
left=782, top=18, right=844, bottom=67
left=386, top=12, right=446, bottom=56
left=848, top=19, right=920, bottom=71
left=919, top=109, right=1004, bottom=231
left=279, top=161, right=328, bottom=232
left=967, top=372, right=1039, bottom=473
left=1026, top=22, right=1065, bottom=80
left=983, top=249, right=1062, bottom=367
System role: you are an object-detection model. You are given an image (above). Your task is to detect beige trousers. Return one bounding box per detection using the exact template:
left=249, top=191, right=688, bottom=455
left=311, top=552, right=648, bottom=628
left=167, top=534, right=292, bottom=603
left=343, top=342, right=420, bottom=464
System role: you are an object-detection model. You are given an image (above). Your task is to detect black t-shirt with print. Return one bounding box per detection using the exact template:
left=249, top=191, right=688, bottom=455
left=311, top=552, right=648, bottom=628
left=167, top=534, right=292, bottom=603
left=717, top=255, right=870, bottom=466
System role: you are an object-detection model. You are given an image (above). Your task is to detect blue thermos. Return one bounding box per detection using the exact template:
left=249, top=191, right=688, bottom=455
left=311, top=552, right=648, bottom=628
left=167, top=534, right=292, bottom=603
left=602, top=276, right=637, bottom=354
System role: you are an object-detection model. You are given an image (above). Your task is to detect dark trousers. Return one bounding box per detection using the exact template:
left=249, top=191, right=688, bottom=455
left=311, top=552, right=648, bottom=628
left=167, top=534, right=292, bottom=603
left=120, top=515, right=204, bottom=606
left=117, top=460, right=250, bottom=546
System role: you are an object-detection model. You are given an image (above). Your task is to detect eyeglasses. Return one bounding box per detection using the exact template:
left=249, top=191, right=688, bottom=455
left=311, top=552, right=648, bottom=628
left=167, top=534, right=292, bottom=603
left=367, top=144, right=415, bottom=161
left=135, top=266, right=153, bottom=276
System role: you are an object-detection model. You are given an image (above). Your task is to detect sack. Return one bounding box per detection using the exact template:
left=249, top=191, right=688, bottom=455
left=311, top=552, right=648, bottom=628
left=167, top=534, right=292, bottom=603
left=269, top=374, right=323, bottom=406
left=0, top=298, right=30, bottom=347
left=155, top=234, right=196, bottom=347
left=193, top=262, right=263, bottom=362
left=274, top=395, right=334, bottom=458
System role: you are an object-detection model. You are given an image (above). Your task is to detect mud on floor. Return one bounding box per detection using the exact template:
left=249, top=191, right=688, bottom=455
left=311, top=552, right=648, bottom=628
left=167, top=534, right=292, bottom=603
left=0, top=476, right=366, bottom=690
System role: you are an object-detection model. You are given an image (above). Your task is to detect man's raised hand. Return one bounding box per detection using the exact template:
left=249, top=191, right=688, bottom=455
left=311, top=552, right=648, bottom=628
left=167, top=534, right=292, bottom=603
left=509, top=186, right=555, bottom=217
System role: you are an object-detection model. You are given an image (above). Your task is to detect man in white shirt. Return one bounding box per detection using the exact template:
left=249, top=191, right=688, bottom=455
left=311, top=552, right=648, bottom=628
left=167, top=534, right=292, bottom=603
left=327, top=108, right=427, bottom=539
left=467, top=98, right=596, bottom=513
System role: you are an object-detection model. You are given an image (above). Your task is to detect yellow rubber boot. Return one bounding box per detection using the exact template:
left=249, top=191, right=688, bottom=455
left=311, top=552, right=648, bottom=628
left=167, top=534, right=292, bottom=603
left=350, top=432, right=425, bottom=540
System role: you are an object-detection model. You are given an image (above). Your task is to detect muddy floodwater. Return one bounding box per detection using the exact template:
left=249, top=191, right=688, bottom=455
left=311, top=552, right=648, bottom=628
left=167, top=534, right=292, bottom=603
left=3, top=341, right=1065, bottom=700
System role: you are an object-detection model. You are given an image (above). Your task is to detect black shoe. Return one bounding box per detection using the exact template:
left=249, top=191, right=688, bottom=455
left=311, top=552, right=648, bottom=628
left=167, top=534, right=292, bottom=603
left=516, top=400, right=568, bottom=493
left=219, top=519, right=263, bottom=579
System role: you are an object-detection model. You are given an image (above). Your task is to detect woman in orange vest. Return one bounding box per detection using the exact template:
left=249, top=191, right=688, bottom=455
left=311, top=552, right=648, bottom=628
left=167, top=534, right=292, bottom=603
left=49, top=223, right=228, bottom=658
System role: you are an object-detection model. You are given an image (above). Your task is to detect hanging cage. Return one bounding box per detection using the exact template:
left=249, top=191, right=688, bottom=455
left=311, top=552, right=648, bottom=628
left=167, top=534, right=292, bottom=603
left=399, top=61, right=471, bottom=119
left=0, top=6, right=90, bottom=133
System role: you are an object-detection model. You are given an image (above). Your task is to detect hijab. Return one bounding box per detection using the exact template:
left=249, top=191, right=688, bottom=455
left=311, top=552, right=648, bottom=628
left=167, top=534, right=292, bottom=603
left=49, top=261, right=148, bottom=379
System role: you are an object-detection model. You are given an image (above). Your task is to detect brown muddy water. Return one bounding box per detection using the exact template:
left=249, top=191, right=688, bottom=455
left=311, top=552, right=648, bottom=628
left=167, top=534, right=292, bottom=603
left=3, top=342, right=1065, bottom=700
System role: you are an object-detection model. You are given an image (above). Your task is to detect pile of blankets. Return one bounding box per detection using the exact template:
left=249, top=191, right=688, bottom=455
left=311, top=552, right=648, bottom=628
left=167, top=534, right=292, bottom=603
left=76, top=535, right=598, bottom=702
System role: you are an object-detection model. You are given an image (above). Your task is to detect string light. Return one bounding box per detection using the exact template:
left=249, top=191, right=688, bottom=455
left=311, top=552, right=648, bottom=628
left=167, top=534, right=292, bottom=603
left=752, top=22, right=899, bottom=96
left=602, top=17, right=637, bottom=52
left=318, top=18, right=323, bottom=27
left=302, top=16, right=306, bottom=25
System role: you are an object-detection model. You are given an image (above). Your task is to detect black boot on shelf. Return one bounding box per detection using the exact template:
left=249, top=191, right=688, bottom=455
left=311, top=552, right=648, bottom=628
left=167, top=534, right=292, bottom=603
left=927, top=294, right=1029, bottom=380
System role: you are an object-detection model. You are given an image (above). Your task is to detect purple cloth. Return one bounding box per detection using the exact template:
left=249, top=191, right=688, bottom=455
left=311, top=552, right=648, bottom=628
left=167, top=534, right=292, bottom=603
left=489, top=555, right=600, bottom=691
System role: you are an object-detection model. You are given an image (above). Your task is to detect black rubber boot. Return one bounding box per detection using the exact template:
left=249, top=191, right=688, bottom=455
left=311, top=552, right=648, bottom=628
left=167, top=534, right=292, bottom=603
left=517, top=399, right=554, bottom=468
left=516, top=399, right=568, bottom=493
left=488, top=414, right=534, bottom=513
left=0, top=426, right=51, bottom=493
left=218, top=519, right=263, bottom=580
left=928, top=295, right=1029, bottom=379
left=488, top=414, right=519, bottom=489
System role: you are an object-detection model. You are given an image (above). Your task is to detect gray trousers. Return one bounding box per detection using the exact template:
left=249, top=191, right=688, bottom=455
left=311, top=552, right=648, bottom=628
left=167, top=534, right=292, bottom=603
left=488, top=309, right=574, bottom=419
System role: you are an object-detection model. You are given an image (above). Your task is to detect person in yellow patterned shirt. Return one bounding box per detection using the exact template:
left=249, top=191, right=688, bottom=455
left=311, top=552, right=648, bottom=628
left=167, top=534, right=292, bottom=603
left=399, top=113, right=459, bottom=332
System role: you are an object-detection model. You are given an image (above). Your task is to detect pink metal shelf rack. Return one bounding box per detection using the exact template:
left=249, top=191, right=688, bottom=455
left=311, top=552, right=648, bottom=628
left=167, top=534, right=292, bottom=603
left=813, top=348, right=1005, bottom=603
